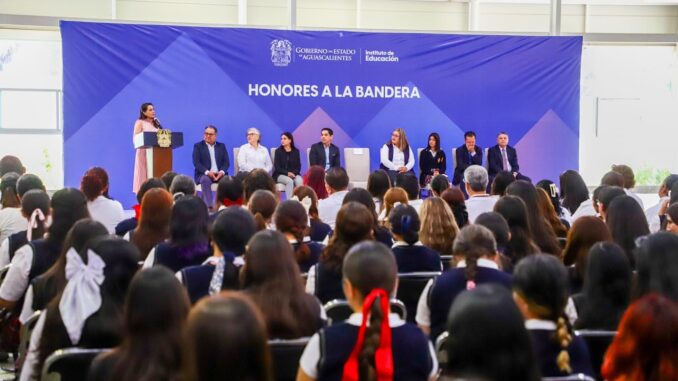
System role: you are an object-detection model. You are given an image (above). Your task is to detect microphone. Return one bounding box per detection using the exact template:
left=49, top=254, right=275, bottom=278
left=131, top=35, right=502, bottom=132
left=154, top=118, right=163, bottom=129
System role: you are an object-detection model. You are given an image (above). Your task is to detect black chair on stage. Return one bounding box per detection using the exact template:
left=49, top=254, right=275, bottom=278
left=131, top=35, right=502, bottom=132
left=41, top=347, right=109, bottom=381
left=396, top=272, right=441, bottom=323
left=269, top=337, right=310, bottom=381
left=323, top=299, right=406, bottom=326
left=575, top=330, right=616, bottom=381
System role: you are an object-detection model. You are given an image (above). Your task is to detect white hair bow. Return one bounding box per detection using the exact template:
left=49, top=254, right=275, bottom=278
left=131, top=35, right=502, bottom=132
left=26, top=208, right=45, bottom=241
left=59, top=248, right=106, bottom=345
left=290, top=195, right=312, bottom=214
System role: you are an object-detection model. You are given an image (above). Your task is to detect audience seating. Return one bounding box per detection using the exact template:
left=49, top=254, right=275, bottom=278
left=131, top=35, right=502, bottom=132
left=441, top=255, right=453, bottom=271
left=542, top=375, right=596, bottom=381
left=575, top=330, right=617, bottom=381
left=483, top=147, right=489, bottom=170
left=16, top=310, right=42, bottom=372
left=323, top=299, right=406, bottom=325
left=268, top=337, right=310, bottom=381
left=451, top=148, right=457, bottom=170
left=41, top=347, right=109, bottom=381
left=233, top=147, right=240, bottom=174
left=396, top=272, right=441, bottom=323
left=434, top=331, right=449, bottom=367
left=343, top=148, right=370, bottom=189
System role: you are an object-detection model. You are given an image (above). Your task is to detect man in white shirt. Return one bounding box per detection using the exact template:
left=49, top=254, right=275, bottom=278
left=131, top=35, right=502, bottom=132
left=237, top=128, right=273, bottom=173
left=318, top=167, right=350, bottom=229
left=463, top=165, right=497, bottom=223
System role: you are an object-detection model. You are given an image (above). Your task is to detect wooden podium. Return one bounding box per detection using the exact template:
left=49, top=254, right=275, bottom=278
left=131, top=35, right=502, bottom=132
left=133, top=131, right=184, bottom=178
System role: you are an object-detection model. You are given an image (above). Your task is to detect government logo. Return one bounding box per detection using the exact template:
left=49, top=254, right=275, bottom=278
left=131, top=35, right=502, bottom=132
left=270, top=39, right=292, bottom=67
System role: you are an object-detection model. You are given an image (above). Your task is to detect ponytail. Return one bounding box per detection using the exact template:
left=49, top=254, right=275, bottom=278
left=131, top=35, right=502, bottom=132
left=388, top=205, right=419, bottom=245
left=21, top=190, right=50, bottom=241
left=291, top=226, right=311, bottom=262
left=555, top=317, right=573, bottom=374
left=343, top=289, right=393, bottom=381
left=254, top=212, right=267, bottom=231
left=464, top=247, right=482, bottom=290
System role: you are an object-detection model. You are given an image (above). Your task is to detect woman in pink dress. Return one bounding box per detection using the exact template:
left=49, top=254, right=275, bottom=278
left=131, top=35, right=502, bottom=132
left=133, top=103, right=162, bottom=193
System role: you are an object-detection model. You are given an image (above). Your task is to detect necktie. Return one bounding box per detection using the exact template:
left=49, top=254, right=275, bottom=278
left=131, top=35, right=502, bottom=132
left=502, top=149, right=509, bottom=171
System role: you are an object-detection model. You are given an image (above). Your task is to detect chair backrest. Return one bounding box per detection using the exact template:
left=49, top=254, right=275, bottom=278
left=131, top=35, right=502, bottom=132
left=542, top=375, right=596, bottom=381
left=233, top=147, right=240, bottom=174
left=306, top=147, right=311, bottom=169
left=434, top=331, right=449, bottom=367
left=323, top=298, right=407, bottom=326
left=17, top=310, right=42, bottom=372
left=396, top=272, right=441, bottom=323
left=41, top=347, right=109, bottom=381
left=483, top=147, right=489, bottom=169
left=451, top=148, right=457, bottom=169
left=270, top=147, right=277, bottom=162
left=575, top=330, right=617, bottom=381
left=343, top=148, right=370, bottom=187
left=268, top=337, right=310, bottom=381
left=440, top=255, right=453, bottom=271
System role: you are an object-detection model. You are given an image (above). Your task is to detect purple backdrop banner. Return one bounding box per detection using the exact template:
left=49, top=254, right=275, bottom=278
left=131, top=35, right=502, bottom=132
left=61, top=21, right=582, bottom=207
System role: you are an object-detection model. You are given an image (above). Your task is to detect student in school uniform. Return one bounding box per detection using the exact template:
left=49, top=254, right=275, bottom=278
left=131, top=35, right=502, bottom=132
left=275, top=200, right=324, bottom=274
left=0, top=190, right=50, bottom=268
left=388, top=204, right=441, bottom=273
left=297, top=241, right=438, bottom=381
left=416, top=225, right=512, bottom=341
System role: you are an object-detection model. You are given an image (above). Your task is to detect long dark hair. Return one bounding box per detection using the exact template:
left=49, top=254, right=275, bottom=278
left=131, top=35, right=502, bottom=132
left=493, top=196, right=539, bottom=263
left=36, top=237, right=140, bottom=374
left=321, top=202, right=374, bottom=272
left=453, top=225, right=497, bottom=285
left=491, top=171, right=515, bottom=197
left=212, top=207, right=257, bottom=256
left=139, top=102, right=161, bottom=128
left=562, top=216, right=611, bottom=278
left=575, top=242, right=631, bottom=330
left=102, top=267, right=190, bottom=381
left=240, top=230, right=319, bottom=339
left=169, top=196, right=209, bottom=259
left=367, top=170, right=391, bottom=205
left=0, top=172, right=20, bottom=208
left=634, top=232, right=678, bottom=302
left=342, top=241, right=397, bottom=381
left=536, top=179, right=564, bottom=217
left=275, top=200, right=311, bottom=263
left=388, top=204, right=420, bottom=245
left=559, top=170, right=590, bottom=215
left=427, top=132, right=440, bottom=152
left=441, top=187, right=468, bottom=229
left=20, top=190, right=50, bottom=241
left=248, top=190, right=278, bottom=231
left=47, top=188, right=91, bottom=248
left=182, top=292, right=273, bottom=381
left=446, top=284, right=540, bottom=381
left=343, top=188, right=391, bottom=244
left=280, top=132, right=297, bottom=150
left=606, top=195, right=649, bottom=268
left=132, top=188, right=172, bottom=259
left=506, top=181, right=561, bottom=256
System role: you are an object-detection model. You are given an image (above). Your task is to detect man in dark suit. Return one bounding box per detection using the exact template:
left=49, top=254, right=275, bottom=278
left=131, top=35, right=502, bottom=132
left=453, top=131, right=483, bottom=186
left=192, top=125, right=229, bottom=209
left=487, top=132, right=530, bottom=182
left=309, top=128, right=340, bottom=170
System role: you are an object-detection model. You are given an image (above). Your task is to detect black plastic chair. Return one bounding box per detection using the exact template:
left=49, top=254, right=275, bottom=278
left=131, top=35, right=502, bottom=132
left=440, top=256, right=453, bottom=271
left=269, top=337, right=310, bottom=381
left=434, top=331, right=449, bottom=367
left=323, top=299, right=406, bottom=326
left=396, top=272, right=441, bottom=323
left=41, top=347, right=109, bottom=381
left=575, top=330, right=616, bottom=381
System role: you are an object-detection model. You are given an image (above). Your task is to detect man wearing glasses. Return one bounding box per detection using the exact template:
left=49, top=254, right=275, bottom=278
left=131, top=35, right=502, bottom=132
left=193, top=125, right=230, bottom=209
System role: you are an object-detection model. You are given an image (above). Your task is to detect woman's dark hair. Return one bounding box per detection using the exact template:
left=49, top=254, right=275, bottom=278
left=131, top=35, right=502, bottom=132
left=562, top=216, right=611, bottom=278
left=321, top=202, right=374, bottom=272
left=491, top=171, right=515, bottom=196
left=292, top=185, right=321, bottom=220
left=367, top=170, right=391, bottom=205
left=138, top=102, right=161, bottom=129
left=453, top=225, right=497, bottom=284
left=635, top=232, right=678, bottom=301
left=212, top=207, right=257, bottom=256
left=20, top=190, right=50, bottom=240
left=536, top=188, right=568, bottom=238
left=446, top=284, right=540, bottom=381
left=493, top=196, right=539, bottom=263
left=243, top=169, right=276, bottom=203
left=427, top=132, right=441, bottom=152
left=303, top=166, right=329, bottom=200
left=606, top=195, right=649, bottom=268
left=536, top=179, right=564, bottom=217
left=597, top=186, right=626, bottom=214
left=280, top=132, right=296, bottom=150
left=611, top=164, right=636, bottom=189
left=182, top=292, right=273, bottom=381
left=474, top=212, right=510, bottom=249
left=101, top=267, right=190, bottom=381
left=342, top=241, right=398, bottom=381
left=135, top=178, right=165, bottom=204
left=0, top=155, right=24, bottom=177
left=132, top=188, right=173, bottom=259
left=169, top=175, right=196, bottom=199
left=667, top=203, right=678, bottom=229
left=601, top=294, right=678, bottom=381
left=601, top=171, right=625, bottom=187
left=343, top=188, right=390, bottom=243
left=169, top=196, right=209, bottom=259
left=513, top=254, right=573, bottom=374
left=81, top=172, right=105, bottom=201
left=248, top=190, right=277, bottom=231
left=275, top=200, right=311, bottom=263
left=47, top=188, right=91, bottom=247
left=16, top=174, right=45, bottom=197
left=575, top=242, right=631, bottom=330
left=669, top=182, right=678, bottom=206
left=441, top=187, right=469, bottom=228
left=0, top=172, right=20, bottom=208
left=241, top=230, right=319, bottom=339
left=430, top=175, right=450, bottom=197
left=559, top=170, right=590, bottom=215
left=388, top=204, right=420, bottom=245
left=36, top=237, right=140, bottom=374
left=160, top=171, right=178, bottom=190
left=506, top=181, right=561, bottom=256
left=217, top=176, right=244, bottom=206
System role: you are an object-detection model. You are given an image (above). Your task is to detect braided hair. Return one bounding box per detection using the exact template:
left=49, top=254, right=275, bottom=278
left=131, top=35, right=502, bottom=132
left=452, top=225, right=497, bottom=290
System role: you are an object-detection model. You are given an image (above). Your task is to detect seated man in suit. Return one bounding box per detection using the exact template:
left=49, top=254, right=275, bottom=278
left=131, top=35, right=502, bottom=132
left=192, top=125, right=229, bottom=210
left=453, top=131, right=483, bottom=186
left=487, top=132, right=530, bottom=182
left=309, top=128, right=340, bottom=171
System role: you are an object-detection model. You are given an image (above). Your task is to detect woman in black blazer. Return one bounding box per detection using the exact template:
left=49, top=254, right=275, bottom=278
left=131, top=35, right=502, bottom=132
left=419, top=132, right=447, bottom=187
left=273, top=132, right=302, bottom=196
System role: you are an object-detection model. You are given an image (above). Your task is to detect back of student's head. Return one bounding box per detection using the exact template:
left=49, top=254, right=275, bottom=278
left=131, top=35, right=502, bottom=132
left=635, top=232, right=678, bottom=302
left=446, top=284, right=540, bottom=381
left=367, top=170, right=391, bottom=202
left=248, top=189, right=278, bottom=231
left=322, top=202, right=374, bottom=271
left=600, top=171, right=625, bottom=187
left=16, top=174, right=45, bottom=198
left=396, top=172, right=419, bottom=200
left=243, top=169, right=276, bottom=202
left=292, top=185, right=320, bottom=219
left=139, top=188, right=173, bottom=230
left=491, top=170, right=515, bottom=196
left=493, top=195, right=536, bottom=262
left=182, top=292, right=272, bottom=381
left=597, top=185, right=626, bottom=214
left=381, top=187, right=409, bottom=224
left=430, top=174, right=450, bottom=197
left=325, top=167, right=349, bottom=192
left=419, top=197, right=459, bottom=254
left=135, top=177, right=166, bottom=204
left=559, top=170, right=589, bottom=214
left=0, top=172, right=19, bottom=207
left=343, top=188, right=379, bottom=226
left=606, top=195, right=649, bottom=267
left=48, top=188, right=90, bottom=246
left=536, top=179, right=563, bottom=216
left=611, top=164, right=636, bottom=189
left=170, top=195, right=208, bottom=248
left=575, top=242, right=631, bottom=330
left=343, top=240, right=397, bottom=298
left=275, top=200, right=310, bottom=261
left=217, top=176, right=244, bottom=206
left=20, top=190, right=51, bottom=240
left=169, top=175, right=196, bottom=199
left=453, top=225, right=497, bottom=288
left=388, top=204, right=420, bottom=245
left=601, top=294, right=678, bottom=381
left=0, top=155, right=25, bottom=176
left=212, top=206, right=257, bottom=256
left=475, top=212, right=510, bottom=248
left=160, top=171, right=178, bottom=190
left=303, top=166, right=328, bottom=199
left=506, top=180, right=561, bottom=256
left=562, top=215, right=611, bottom=272
left=463, top=165, right=488, bottom=192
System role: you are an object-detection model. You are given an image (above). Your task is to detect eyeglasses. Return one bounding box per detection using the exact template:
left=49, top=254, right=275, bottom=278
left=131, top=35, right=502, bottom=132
left=204, top=132, right=215, bottom=136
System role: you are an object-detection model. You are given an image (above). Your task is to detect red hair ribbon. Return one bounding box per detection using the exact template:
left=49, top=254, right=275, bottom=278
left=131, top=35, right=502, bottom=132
left=342, top=288, right=394, bottom=381
left=132, top=204, right=141, bottom=220
left=222, top=198, right=243, bottom=207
